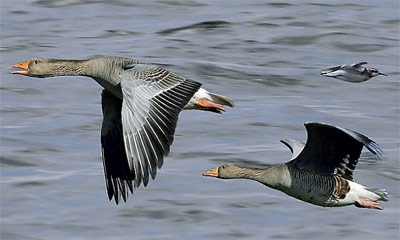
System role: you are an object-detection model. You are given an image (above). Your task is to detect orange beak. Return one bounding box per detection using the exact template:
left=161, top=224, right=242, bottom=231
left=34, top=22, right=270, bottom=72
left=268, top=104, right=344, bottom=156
left=11, top=60, right=30, bottom=75
left=202, top=167, right=219, bottom=177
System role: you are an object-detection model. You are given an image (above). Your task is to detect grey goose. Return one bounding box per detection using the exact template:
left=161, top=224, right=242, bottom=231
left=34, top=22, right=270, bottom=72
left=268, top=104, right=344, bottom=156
left=12, top=57, right=234, bottom=204
left=203, top=122, right=388, bottom=210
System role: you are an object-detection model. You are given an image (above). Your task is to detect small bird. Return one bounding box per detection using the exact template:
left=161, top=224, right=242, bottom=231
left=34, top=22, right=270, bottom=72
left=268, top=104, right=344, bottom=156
left=320, top=62, right=387, bottom=82
left=11, top=56, right=234, bottom=204
left=203, top=122, right=389, bottom=210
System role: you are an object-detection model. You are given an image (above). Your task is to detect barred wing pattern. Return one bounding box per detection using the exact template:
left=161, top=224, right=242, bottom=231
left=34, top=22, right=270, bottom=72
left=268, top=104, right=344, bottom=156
left=120, top=64, right=201, bottom=201
left=101, top=64, right=201, bottom=203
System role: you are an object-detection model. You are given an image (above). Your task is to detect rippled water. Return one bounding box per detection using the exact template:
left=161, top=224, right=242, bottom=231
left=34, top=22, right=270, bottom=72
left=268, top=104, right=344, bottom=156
left=1, top=1, right=399, bottom=239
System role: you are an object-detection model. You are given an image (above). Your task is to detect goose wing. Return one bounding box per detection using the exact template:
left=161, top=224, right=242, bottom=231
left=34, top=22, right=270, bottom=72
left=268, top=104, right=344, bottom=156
left=287, top=122, right=382, bottom=180
left=280, top=138, right=305, bottom=160
left=101, top=64, right=201, bottom=203
left=101, top=90, right=133, bottom=203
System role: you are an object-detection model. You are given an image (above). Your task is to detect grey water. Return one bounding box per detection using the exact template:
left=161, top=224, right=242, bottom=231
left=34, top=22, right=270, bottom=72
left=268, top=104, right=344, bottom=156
left=1, top=1, right=399, bottom=239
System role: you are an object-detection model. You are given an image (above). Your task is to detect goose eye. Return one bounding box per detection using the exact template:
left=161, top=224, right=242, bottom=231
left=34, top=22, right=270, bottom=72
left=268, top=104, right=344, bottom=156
left=33, top=59, right=40, bottom=64
left=221, top=164, right=226, bottom=169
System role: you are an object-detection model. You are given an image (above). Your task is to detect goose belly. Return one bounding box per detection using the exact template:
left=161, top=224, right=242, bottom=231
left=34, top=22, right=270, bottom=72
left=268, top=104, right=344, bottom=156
left=283, top=184, right=334, bottom=207
left=280, top=170, right=350, bottom=207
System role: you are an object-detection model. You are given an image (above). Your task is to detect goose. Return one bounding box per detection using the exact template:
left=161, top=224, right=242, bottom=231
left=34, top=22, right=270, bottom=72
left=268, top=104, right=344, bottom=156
left=320, top=62, right=387, bottom=82
left=203, top=122, right=389, bottom=210
left=11, top=56, right=234, bottom=204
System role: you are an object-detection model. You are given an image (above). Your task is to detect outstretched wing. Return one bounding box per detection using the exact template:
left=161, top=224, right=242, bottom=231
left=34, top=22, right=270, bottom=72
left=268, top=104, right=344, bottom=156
left=120, top=64, right=201, bottom=198
left=321, top=64, right=343, bottom=73
left=350, top=62, right=368, bottom=72
left=280, top=138, right=305, bottom=160
left=101, top=90, right=133, bottom=203
left=101, top=64, right=201, bottom=204
left=287, top=122, right=382, bottom=181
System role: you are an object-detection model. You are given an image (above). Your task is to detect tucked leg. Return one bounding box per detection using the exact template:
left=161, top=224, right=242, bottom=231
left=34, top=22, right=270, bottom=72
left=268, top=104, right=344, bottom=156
left=355, top=198, right=383, bottom=210
left=197, top=98, right=225, bottom=113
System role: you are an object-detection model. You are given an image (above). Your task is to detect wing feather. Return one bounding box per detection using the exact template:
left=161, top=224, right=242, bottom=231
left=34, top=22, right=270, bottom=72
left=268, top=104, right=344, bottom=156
left=100, top=90, right=134, bottom=204
left=351, top=62, right=368, bottom=72
left=119, top=64, right=201, bottom=201
left=101, top=63, right=201, bottom=203
left=288, top=122, right=382, bottom=181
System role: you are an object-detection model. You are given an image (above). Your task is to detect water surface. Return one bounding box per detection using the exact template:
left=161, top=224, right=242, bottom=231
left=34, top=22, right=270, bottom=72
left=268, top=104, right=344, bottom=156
left=1, top=1, right=399, bottom=239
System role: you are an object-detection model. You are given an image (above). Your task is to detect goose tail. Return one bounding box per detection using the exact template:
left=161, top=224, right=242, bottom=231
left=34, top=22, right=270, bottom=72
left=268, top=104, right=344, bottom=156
left=368, top=188, right=389, bottom=202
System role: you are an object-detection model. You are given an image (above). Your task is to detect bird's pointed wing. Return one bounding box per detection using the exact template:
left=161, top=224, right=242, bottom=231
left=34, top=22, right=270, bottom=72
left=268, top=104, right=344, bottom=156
left=320, top=64, right=347, bottom=75
left=120, top=64, right=201, bottom=193
left=328, top=65, right=342, bottom=71
left=280, top=138, right=305, bottom=160
left=100, top=90, right=133, bottom=204
left=350, top=62, right=368, bottom=72
left=287, top=122, right=382, bottom=181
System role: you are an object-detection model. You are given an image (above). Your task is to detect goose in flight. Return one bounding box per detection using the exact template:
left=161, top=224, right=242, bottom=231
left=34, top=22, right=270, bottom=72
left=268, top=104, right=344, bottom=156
left=12, top=56, right=235, bottom=203
left=203, top=122, right=388, bottom=210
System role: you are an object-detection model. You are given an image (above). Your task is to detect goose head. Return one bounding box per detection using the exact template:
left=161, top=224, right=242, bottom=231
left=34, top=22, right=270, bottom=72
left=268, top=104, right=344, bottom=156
left=12, top=59, right=84, bottom=77
left=203, top=163, right=244, bottom=179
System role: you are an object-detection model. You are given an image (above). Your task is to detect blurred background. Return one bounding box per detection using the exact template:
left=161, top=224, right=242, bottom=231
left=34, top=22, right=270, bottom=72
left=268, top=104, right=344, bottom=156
left=1, top=1, right=399, bottom=239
